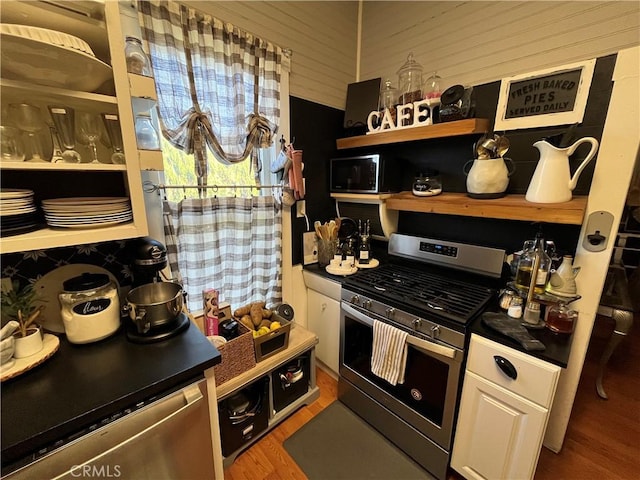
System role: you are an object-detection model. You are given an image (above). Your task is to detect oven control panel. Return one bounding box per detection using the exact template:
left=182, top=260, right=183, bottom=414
left=419, top=241, right=458, bottom=257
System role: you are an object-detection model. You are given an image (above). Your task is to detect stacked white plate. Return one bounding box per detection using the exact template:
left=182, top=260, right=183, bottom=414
left=41, top=197, right=132, bottom=229
left=0, top=189, right=41, bottom=237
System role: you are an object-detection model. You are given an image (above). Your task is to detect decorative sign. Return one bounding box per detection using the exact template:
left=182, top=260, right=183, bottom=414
left=366, top=99, right=439, bottom=134
left=494, top=59, right=596, bottom=131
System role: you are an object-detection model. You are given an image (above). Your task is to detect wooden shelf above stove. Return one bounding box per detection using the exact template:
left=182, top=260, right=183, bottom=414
left=336, top=118, right=490, bottom=149
left=385, top=192, right=588, bottom=225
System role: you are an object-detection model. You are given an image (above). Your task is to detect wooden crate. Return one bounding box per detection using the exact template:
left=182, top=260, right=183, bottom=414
left=253, top=313, right=291, bottom=362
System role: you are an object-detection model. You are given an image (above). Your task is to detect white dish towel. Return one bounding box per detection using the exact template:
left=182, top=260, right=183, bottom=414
left=371, top=320, right=409, bottom=386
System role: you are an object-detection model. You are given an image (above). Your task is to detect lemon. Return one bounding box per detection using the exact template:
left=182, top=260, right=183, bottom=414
left=258, top=326, right=270, bottom=336
left=269, top=321, right=281, bottom=331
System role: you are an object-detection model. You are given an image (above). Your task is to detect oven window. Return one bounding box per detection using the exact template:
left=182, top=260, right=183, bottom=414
left=343, top=315, right=449, bottom=427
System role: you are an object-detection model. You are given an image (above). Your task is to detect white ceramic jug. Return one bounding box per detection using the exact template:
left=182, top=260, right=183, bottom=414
left=463, top=157, right=514, bottom=199
left=525, top=137, right=599, bottom=203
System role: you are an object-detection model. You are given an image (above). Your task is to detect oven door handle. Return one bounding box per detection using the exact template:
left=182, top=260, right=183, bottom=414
left=342, top=302, right=458, bottom=360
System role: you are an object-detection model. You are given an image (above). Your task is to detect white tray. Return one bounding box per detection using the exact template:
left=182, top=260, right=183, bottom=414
left=326, top=265, right=358, bottom=276
left=356, top=258, right=380, bottom=269
left=1, top=334, right=60, bottom=382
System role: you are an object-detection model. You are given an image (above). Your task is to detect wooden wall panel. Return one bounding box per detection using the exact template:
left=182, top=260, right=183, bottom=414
left=180, top=2, right=639, bottom=113
left=360, top=1, right=640, bottom=93
left=182, top=1, right=358, bottom=109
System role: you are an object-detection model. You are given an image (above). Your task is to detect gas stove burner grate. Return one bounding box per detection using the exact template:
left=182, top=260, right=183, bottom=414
left=345, top=264, right=495, bottom=323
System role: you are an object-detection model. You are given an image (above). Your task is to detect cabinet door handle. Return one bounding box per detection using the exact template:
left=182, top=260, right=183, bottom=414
left=321, top=303, right=327, bottom=311
left=494, top=355, right=517, bottom=380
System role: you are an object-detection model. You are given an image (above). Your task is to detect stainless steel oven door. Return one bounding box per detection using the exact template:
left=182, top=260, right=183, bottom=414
left=339, top=301, right=463, bottom=450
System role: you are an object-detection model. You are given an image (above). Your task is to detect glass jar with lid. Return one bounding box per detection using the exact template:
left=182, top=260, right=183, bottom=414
left=135, top=112, right=160, bottom=150
left=379, top=79, right=398, bottom=124
left=59, top=273, right=120, bottom=344
left=424, top=72, right=442, bottom=100
left=396, top=52, right=423, bottom=105
left=412, top=171, right=442, bottom=197
left=125, top=37, right=153, bottom=77
left=379, top=79, right=398, bottom=111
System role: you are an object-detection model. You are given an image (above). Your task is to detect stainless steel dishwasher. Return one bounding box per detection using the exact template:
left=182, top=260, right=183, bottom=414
left=4, top=378, right=215, bottom=480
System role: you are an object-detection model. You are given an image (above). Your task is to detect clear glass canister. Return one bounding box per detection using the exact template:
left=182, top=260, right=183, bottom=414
left=379, top=79, right=398, bottom=124
left=125, top=37, right=153, bottom=77
left=135, top=112, right=160, bottom=150
left=424, top=72, right=442, bottom=100
left=412, top=171, right=442, bottom=197
left=396, top=52, right=423, bottom=105
left=379, top=79, right=398, bottom=111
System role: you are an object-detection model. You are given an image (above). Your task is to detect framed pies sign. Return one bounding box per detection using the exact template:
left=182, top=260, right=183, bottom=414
left=494, top=59, right=596, bottom=130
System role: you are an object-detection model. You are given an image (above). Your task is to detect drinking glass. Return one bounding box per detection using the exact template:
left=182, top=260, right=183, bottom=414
left=47, top=124, right=65, bottom=163
left=0, top=126, right=25, bottom=162
left=48, top=106, right=81, bottom=163
left=77, top=112, right=102, bottom=163
left=9, top=103, right=46, bottom=162
left=101, top=113, right=125, bottom=164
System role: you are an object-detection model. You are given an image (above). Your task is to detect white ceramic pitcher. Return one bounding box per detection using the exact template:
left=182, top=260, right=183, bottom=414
left=525, top=137, right=599, bottom=203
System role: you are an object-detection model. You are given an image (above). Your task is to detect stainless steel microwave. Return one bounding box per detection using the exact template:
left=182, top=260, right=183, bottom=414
left=330, top=154, right=402, bottom=194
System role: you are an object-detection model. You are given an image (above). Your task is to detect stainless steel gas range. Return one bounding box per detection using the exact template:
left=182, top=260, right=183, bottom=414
left=338, top=233, right=506, bottom=480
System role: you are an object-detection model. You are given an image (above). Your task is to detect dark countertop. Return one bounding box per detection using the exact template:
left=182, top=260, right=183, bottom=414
left=1, top=323, right=221, bottom=473
left=470, top=311, right=573, bottom=368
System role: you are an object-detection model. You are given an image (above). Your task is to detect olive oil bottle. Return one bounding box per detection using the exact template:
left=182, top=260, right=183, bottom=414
left=515, top=232, right=551, bottom=293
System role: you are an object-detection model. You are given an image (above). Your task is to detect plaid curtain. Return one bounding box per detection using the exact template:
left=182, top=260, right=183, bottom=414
left=163, top=196, right=282, bottom=312
left=137, top=0, right=281, bottom=186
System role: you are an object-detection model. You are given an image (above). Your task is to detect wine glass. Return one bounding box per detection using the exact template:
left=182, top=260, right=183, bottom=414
left=77, top=112, right=102, bottom=164
left=8, top=103, right=46, bottom=162
left=101, top=113, right=125, bottom=164
left=48, top=105, right=81, bottom=163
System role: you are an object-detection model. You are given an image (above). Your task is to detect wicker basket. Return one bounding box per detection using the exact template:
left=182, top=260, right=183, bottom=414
left=212, top=321, right=256, bottom=385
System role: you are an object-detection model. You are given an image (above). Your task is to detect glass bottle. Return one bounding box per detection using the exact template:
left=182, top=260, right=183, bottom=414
left=125, top=37, right=153, bottom=77
left=515, top=232, right=551, bottom=293
left=358, top=220, right=371, bottom=265
left=134, top=112, right=160, bottom=150
left=545, top=302, right=577, bottom=334
left=343, top=237, right=356, bottom=268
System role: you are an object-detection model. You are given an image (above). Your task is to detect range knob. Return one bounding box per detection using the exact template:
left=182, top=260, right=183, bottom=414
left=430, top=325, right=441, bottom=339
left=350, top=295, right=360, bottom=305
left=385, top=307, right=396, bottom=319
left=362, top=299, right=372, bottom=310
left=412, top=318, right=422, bottom=329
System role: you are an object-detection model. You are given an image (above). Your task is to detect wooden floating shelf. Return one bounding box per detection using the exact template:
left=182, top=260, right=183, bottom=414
left=385, top=192, right=588, bottom=225
left=336, top=118, right=490, bottom=149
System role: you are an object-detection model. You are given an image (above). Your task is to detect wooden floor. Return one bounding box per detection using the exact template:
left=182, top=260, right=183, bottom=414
left=224, top=315, right=640, bottom=479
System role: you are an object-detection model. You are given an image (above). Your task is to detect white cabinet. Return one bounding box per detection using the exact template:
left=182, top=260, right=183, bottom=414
left=451, top=334, right=561, bottom=480
left=307, top=288, right=340, bottom=374
left=0, top=0, right=161, bottom=253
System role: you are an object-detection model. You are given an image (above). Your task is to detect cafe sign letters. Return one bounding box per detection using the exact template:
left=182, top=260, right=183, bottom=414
left=366, top=99, right=438, bottom=134
left=494, top=59, right=596, bottom=130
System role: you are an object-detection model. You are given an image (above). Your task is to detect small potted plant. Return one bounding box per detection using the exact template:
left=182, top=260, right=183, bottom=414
left=1, top=281, right=45, bottom=358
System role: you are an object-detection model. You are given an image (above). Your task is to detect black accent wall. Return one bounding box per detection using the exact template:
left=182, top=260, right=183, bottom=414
left=291, top=54, right=617, bottom=263
left=290, top=97, right=344, bottom=265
